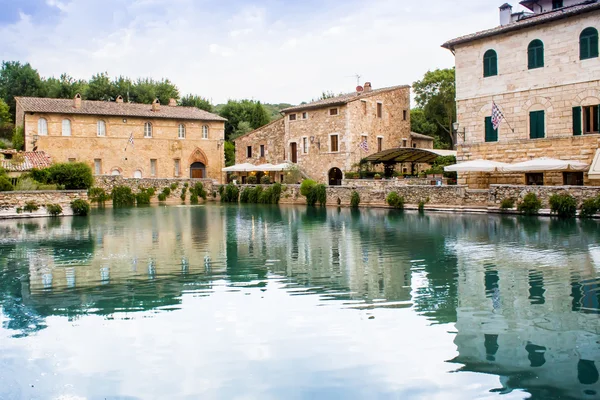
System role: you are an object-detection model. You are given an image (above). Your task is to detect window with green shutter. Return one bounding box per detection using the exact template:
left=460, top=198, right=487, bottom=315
left=573, top=106, right=582, bottom=136
left=583, top=105, right=600, bottom=134
left=580, top=28, right=599, bottom=60
left=529, top=110, right=545, bottom=139
left=483, top=50, right=498, bottom=77
left=528, top=40, right=544, bottom=69
left=485, top=117, right=498, bottom=142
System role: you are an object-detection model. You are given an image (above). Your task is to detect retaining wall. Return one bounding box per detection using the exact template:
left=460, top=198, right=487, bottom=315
left=0, top=190, right=88, bottom=218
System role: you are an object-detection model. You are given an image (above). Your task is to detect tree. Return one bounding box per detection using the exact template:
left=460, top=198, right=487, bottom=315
left=154, top=78, right=180, bottom=105
left=231, top=121, right=253, bottom=140
left=0, top=99, right=11, bottom=126
left=0, top=61, right=43, bottom=116
left=180, top=95, right=213, bottom=112
left=218, top=99, right=270, bottom=141
left=249, top=101, right=270, bottom=129
left=411, top=108, right=446, bottom=148
left=42, top=74, right=88, bottom=99
left=224, top=141, right=235, bottom=167
left=86, top=72, right=115, bottom=101
left=412, top=68, right=456, bottom=148
left=112, top=76, right=134, bottom=102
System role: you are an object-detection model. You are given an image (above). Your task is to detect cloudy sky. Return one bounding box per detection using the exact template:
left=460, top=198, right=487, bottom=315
left=0, top=0, right=528, bottom=105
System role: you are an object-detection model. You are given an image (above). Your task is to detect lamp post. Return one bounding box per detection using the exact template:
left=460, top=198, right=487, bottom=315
left=452, top=122, right=465, bottom=145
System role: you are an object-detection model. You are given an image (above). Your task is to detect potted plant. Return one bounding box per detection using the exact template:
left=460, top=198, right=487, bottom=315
left=230, top=174, right=238, bottom=184
left=374, top=173, right=382, bottom=180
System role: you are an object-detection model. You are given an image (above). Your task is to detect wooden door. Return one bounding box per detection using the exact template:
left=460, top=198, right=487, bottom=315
left=290, top=143, right=297, bottom=163
left=191, top=169, right=204, bottom=179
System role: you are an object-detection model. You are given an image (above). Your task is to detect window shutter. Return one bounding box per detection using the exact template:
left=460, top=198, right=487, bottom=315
left=483, top=58, right=489, bottom=77
left=580, top=37, right=589, bottom=59
left=530, top=111, right=544, bottom=139
left=528, top=47, right=535, bottom=69
left=485, top=117, right=498, bottom=142
left=573, top=107, right=582, bottom=136
left=537, top=111, right=545, bottom=138
left=491, top=56, right=498, bottom=76
left=537, top=47, right=544, bottom=68
left=529, top=111, right=537, bottom=139
left=592, top=34, right=599, bottom=58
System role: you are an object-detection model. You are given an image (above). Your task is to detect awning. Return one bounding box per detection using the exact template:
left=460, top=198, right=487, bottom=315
left=364, top=148, right=457, bottom=164
left=222, top=162, right=296, bottom=172
left=503, top=157, right=589, bottom=172
left=444, top=159, right=511, bottom=173
left=589, top=150, right=600, bottom=180
left=267, top=162, right=295, bottom=171
left=222, top=163, right=256, bottom=172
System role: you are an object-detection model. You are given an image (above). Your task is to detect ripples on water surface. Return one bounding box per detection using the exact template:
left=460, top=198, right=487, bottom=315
left=0, top=205, right=599, bottom=399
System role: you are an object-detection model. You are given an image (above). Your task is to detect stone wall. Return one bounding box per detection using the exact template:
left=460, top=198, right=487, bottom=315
left=0, top=190, right=88, bottom=218
left=489, top=184, right=600, bottom=207
left=234, top=118, right=285, bottom=166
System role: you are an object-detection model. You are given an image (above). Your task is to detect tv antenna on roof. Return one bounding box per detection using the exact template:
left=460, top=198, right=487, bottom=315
left=346, top=73, right=362, bottom=86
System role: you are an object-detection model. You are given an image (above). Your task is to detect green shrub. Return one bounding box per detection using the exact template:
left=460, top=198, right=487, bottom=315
left=247, top=175, right=257, bottom=184
left=11, top=126, right=24, bottom=151
left=112, top=186, right=135, bottom=207
left=418, top=200, right=426, bottom=213
left=212, top=191, right=217, bottom=198
left=271, top=183, right=282, bottom=205
left=315, top=184, right=327, bottom=206
left=260, top=175, right=271, bottom=185
left=500, top=198, right=515, bottom=210
left=221, top=184, right=240, bottom=203
left=258, top=189, right=272, bottom=204
left=386, top=192, right=404, bottom=209
left=218, top=185, right=225, bottom=197
left=191, top=182, right=207, bottom=200
left=300, top=179, right=317, bottom=196
left=136, top=191, right=151, bottom=206
left=248, top=186, right=263, bottom=203
left=190, top=193, right=199, bottom=204
left=30, top=168, right=51, bottom=184
left=240, top=187, right=251, bottom=203
left=517, top=193, right=542, bottom=216
left=23, top=201, right=39, bottom=213
left=350, top=191, right=360, bottom=208
left=549, top=193, right=577, bottom=218
left=88, top=187, right=110, bottom=203
left=158, top=193, right=167, bottom=202
left=70, top=199, right=90, bottom=216
left=580, top=197, right=600, bottom=218
left=162, top=187, right=171, bottom=196
left=180, top=187, right=187, bottom=202
left=170, top=183, right=178, bottom=190
left=147, top=187, right=156, bottom=196
left=184, top=182, right=189, bottom=188
left=46, top=162, right=94, bottom=189
left=0, top=176, right=14, bottom=191
left=46, top=204, right=62, bottom=217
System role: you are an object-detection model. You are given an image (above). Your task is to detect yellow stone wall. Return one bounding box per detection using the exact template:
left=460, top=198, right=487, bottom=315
left=21, top=112, right=225, bottom=182
left=234, top=118, right=285, bottom=165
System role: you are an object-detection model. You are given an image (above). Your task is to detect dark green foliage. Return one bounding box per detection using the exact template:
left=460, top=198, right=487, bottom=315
left=0, top=175, right=13, bottom=191
left=112, top=186, right=135, bottom=207
left=0, top=61, right=44, bottom=116
left=218, top=185, right=225, bottom=197
left=190, top=182, right=207, bottom=200
left=350, top=191, right=361, bottom=208
left=146, top=187, right=156, bottom=196
left=271, top=183, right=282, bottom=205
left=23, top=201, right=39, bottom=213
left=180, top=94, right=213, bottom=112
left=39, top=162, right=94, bottom=189
left=500, top=198, right=515, bottom=210
left=315, top=184, right=327, bottom=206
left=221, top=184, right=240, bottom=203
left=46, top=203, right=62, bottom=216
left=240, top=187, right=251, bottom=203
left=11, top=125, right=24, bottom=151
left=418, top=201, right=426, bottom=213
left=241, top=183, right=282, bottom=205
left=183, top=182, right=189, bottom=188
left=247, top=175, right=257, bottom=184
left=170, top=183, right=178, bottom=190
left=260, top=175, right=271, bottom=184
left=31, top=167, right=51, bottom=184
left=580, top=196, right=600, bottom=218
left=549, top=193, right=577, bottom=218
left=162, top=187, right=171, bottom=196
left=135, top=191, right=151, bottom=206
left=386, top=192, right=405, bottom=209
left=248, top=186, right=263, bottom=203
left=212, top=191, right=217, bottom=198
left=88, top=187, right=110, bottom=203
left=224, top=141, right=235, bottom=167
left=217, top=99, right=271, bottom=141
left=180, top=187, right=187, bottom=201
left=190, top=193, right=199, bottom=204
left=158, top=193, right=167, bottom=202
left=517, top=193, right=542, bottom=216
left=70, top=199, right=90, bottom=216
left=300, top=179, right=317, bottom=197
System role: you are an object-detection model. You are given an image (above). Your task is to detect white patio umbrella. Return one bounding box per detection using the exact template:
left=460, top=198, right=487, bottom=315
left=444, top=159, right=511, bottom=173
left=502, top=157, right=589, bottom=172
left=267, top=162, right=295, bottom=171
left=222, top=163, right=256, bottom=172
left=252, top=163, right=275, bottom=171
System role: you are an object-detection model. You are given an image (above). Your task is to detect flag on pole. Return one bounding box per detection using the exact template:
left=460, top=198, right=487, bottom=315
left=491, top=101, right=505, bottom=130
left=128, top=133, right=134, bottom=147
left=359, top=139, right=369, bottom=152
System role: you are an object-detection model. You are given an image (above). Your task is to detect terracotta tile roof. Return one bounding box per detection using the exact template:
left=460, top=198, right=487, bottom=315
left=442, top=0, right=600, bottom=50
left=411, top=132, right=434, bottom=141
left=1, top=151, right=53, bottom=172
left=281, top=85, right=410, bottom=113
left=15, top=97, right=226, bottom=122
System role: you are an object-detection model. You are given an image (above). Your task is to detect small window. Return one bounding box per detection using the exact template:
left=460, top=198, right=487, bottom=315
left=402, top=139, right=407, bottom=147
left=329, top=108, right=338, bottom=116
left=247, top=146, right=252, bottom=158
left=150, top=159, right=157, bottom=176
left=260, top=144, right=265, bottom=158
left=94, top=159, right=102, bottom=175
left=330, top=135, right=339, bottom=152
left=178, top=124, right=185, bottom=139
left=485, top=116, right=498, bottom=142
left=303, top=137, right=308, bottom=154
left=552, top=0, right=563, bottom=9
left=526, top=173, right=544, bottom=186
left=580, top=28, right=599, bottom=60
left=289, top=114, right=297, bottom=121
left=483, top=49, right=498, bottom=77
left=174, top=159, right=181, bottom=177
left=38, top=118, right=48, bottom=136
left=202, top=125, right=209, bottom=139
left=563, top=172, right=583, bottom=186
left=529, top=110, right=545, bottom=139
left=377, top=137, right=383, bottom=152
left=302, top=112, right=308, bottom=119
left=412, top=143, right=417, bottom=148
left=377, top=103, right=383, bottom=118
left=403, top=110, right=407, bottom=121
left=97, top=120, right=106, bottom=137
left=144, top=122, right=153, bottom=138
left=68, top=158, right=76, bottom=163
left=583, top=105, right=599, bottom=134
left=62, top=119, right=71, bottom=136
left=528, top=40, right=544, bottom=70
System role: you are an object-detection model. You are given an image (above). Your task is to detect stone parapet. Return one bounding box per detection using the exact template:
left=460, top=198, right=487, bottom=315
left=488, top=184, right=600, bottom=207
left=0, top=190, right=88, bottom=219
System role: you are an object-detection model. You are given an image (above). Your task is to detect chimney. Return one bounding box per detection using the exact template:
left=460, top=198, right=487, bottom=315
left=151, top=98, right=160, bottom=112
left=499, top=3, right=513, bottom=26
left=363, top=82, right=372, bottom=92
left=115, top=95, right=124, bottom=103
left=73, top=93, right=82, bottom=109
left=168, top=98, right=177, bottom=107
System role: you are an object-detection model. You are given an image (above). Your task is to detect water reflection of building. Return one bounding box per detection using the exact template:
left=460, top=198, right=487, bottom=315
left=450, top=239, right=600, bottom=399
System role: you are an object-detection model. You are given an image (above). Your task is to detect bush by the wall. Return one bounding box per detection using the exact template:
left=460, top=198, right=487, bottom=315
left=112, top=186, right=135, bottom=207
left=170, top=183, right=178, bottom=190
left=0, top=176, right=14, bottom=191
left=549, top=193, right=577, bottom=218
left=260, top=175, right=271, bottom=184
left=88, top=187, right=110, bottom=203
left=350, top=191, right=360, bottom=208
left=190, top=193, right=199, bottom=204
left=23, top=201, right=39, bottom=213
left=580, top=197, right=600, bottom=218
left=136, top=191, right=151, bottom=206
left=221, top=184, right=240, bottom=203
left=315, top=184, right=327, bottom=206
left=162, top=187, right=171, bottom=196
left=191, top=182, right=207, bottom=200
left=500, top=198, right=515, bottom=210
left=218, top=185, right=225, bottom=197
left=247, top=176, right=257, bottom=184
left=30, top=168, right=51, bottom=184
left=300, top=179, right=316, bottom=196
left=158, top=193, right=167, bottom=202
left=248, top=186, right=262, bottom=203
left=240, top=187, right=252, bottom=203
left=46, top=204, right=63, bottom=216
left=386, top=192, right=404, bottom=209
left=517, top=193, right=542, bottom=216
left=46, top=162, right=94, bottom=189
left=180, top=187, right=187, bottom=201
left=71, top=199, right=90, bottom=216
left=418, top=200, right=426, bottom=213
left=146, top=187, right=156, bottom=196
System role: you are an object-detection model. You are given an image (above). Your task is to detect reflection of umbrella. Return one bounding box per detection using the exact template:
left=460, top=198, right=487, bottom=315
left=444, top=159, right=511, bottom=173
left=222, top=163, right=256, bottom=172
left=503, top=157, right=589, bottom=172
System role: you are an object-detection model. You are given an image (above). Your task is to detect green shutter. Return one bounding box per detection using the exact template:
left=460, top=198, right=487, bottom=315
left=491, top=55, right=498, bottom=76
left=530, top=111, right=545, bottom=139
left=537, top=46, right=544, bottom=68
left=592, top=34, right=599, bottom=58
left=537, top=111, right=545, bottom=138
left=528, top=47, right=535, bottom=69
left=530, top=111, right=536, bottom=139
left=573, top=106, right=582, bottom=136
left=581, top=36, right=589, bottom=60
left=485, top=117, right=498, bottom=142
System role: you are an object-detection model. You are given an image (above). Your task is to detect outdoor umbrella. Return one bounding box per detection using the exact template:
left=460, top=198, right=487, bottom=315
left=502, top=157, right=589, bottom=172
left=222, top=163, right=256, bottom=172
left=444, top=159, right=511, bottom=173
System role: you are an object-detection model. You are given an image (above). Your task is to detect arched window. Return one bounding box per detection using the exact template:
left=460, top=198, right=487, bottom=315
left=38, top=118, right=48, bottom=136
left=97, top=120, right=106, bottom=137
left=144, top=122, right=153, bottom=138
left=202, top=125, right=209, bottom=139
left=178, top=124, right=185, bottom=139
left=483, top=49, right=498, bottom=77
left=62, top=119, right=71, bottom=136
left=528, top=40, right=544, bottom=69
left=580, top=27, right=599, bottom=60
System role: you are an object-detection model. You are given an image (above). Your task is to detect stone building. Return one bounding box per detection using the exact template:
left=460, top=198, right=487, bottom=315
left=15, top=95, right=226, bottom=182
left=443, top=0, right=600, bottom=188
left=234, top=83, right=412, bottom=184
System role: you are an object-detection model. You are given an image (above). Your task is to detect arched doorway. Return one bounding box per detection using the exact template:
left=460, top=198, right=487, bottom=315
left=111, top=169, right=121, bottom=176
left=134, top=170, right=142, bottom=179
left=328, top=167, right=343, bottom=186
left=190, top=162, right=206, bottom=179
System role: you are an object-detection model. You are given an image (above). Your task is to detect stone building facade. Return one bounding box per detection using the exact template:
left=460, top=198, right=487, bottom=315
left=443, top=0, right=600, bottom=188
left=15, top=95, right=226, bottom=182
left=234, top=83, right=412, bottom=184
